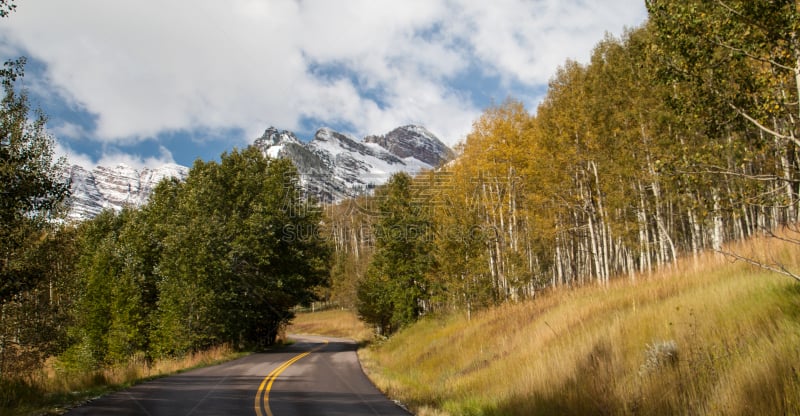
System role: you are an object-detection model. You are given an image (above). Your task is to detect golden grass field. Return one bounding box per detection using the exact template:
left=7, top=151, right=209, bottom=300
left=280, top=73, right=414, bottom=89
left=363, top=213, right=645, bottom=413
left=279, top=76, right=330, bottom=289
left=298, top=235, right=800, bottom=415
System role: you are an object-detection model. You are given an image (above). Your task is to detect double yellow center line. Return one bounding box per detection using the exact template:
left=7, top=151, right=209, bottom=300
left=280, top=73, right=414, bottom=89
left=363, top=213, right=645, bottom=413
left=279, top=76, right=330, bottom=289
left=254, top=340, right=329, bottom=416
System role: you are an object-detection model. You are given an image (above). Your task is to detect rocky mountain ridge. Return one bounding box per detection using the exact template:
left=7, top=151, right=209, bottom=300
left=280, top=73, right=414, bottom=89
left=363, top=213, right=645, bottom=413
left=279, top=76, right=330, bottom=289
left=66, top=163, right=189, bottom=221
left=67, top=125, right=453, bottom=220
left=254, top=125, right=453, bottom=202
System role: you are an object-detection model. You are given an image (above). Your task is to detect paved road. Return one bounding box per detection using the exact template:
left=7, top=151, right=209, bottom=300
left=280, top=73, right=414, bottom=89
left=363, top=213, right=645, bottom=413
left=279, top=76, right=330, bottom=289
left=65, top=335, right=410, bottom=416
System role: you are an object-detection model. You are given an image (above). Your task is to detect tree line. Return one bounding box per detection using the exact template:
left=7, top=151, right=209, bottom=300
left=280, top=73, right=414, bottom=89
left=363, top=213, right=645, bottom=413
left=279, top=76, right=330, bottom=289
left=326, top=1, right=800, bottom=332
left=60, top=149, right=328, bottom=369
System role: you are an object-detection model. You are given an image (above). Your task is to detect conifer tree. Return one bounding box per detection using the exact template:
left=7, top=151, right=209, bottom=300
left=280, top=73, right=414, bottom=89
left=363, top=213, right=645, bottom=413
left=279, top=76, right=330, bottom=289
left=357, top=173, right=435, bottom=334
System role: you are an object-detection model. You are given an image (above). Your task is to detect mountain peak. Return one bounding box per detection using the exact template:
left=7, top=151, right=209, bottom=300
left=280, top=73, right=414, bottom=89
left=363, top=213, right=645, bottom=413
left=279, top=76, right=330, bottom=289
left=365, top=125, right=454, bottom=166
left=254, top=127, right=302, bottom=159
left=256, top=125, right=454, bottom=202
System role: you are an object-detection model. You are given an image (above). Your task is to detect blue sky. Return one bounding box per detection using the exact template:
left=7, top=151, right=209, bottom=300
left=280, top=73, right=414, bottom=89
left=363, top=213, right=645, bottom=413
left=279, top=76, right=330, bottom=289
left=0, top=1, right=647, bottom=169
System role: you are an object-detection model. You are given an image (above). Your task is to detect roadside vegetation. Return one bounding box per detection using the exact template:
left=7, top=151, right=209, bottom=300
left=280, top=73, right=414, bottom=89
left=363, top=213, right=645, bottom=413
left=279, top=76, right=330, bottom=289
left=288, top=309, right=373, bottom=343
left=2, top=344, right=244, bottom=415
left=358, top=235, right=800, bottom=415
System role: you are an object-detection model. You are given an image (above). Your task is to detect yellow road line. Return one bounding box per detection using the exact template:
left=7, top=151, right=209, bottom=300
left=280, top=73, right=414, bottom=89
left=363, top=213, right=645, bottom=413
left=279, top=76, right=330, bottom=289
left=254, top=340, right=328, bottom=416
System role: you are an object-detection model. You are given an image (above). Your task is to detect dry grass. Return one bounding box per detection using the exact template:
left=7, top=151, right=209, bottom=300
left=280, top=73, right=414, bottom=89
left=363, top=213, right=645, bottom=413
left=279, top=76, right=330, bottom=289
left=359, top=235, right=800, bottom=415
left=288, top=308, right=374, bottom=343
left=2, top=344, right=244, bottom=416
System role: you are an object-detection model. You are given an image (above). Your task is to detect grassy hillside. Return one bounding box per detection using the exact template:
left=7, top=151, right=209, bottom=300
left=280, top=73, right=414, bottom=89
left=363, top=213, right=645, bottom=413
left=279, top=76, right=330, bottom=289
left=353, top=236, right=800, bottom=415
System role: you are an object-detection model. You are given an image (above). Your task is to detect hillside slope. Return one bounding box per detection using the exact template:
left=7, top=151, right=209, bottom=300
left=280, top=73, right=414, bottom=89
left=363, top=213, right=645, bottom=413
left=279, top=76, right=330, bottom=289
left=357, top=236, right=800, bottom=415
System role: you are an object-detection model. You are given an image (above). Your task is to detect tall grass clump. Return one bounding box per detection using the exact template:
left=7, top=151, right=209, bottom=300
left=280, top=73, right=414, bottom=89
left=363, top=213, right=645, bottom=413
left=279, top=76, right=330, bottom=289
left=359, top=235, right=800, bottom=415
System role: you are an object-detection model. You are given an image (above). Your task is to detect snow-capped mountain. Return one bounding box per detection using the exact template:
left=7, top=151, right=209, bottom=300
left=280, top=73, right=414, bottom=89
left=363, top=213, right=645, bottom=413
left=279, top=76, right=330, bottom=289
left=253, top=125, right=454, bottom=202
left=67, top=125, right=453, bottom=220
left=66, top=163, right=188, bottom=221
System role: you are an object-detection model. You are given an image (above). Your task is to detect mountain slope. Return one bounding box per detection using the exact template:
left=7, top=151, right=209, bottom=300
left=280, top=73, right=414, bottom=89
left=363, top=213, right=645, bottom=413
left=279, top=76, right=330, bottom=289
left=66, top=163, right=188, bottom=221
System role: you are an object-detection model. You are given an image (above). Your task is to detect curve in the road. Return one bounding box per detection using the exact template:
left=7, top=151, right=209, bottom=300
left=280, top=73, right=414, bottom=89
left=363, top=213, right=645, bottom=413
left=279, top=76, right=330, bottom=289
left=63, top=335, right=410, bottom=416
left=263, top=335, right=411, bottom=416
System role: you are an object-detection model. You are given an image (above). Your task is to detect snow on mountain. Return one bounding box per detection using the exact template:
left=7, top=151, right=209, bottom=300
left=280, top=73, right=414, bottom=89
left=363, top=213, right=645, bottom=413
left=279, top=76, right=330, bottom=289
left=67, top=125, right=454, bottom=220
left=66, top=163, right=188, bottom=221
left=253, top=125, right=454, bottom=203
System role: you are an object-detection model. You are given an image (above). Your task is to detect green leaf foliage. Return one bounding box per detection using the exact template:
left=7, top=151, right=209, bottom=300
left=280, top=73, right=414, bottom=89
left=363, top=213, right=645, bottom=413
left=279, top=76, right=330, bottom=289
left=0, top=58, right=70, bottom=304
left=0, top=58, right=73, bottom=379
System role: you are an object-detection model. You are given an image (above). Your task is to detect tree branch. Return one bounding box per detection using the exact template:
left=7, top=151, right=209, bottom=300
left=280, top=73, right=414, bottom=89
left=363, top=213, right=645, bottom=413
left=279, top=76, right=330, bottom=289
left=711, top=35, right=794, bottom=72
left=717, top=248, right=800, bottom=282
left=728, top=102, right=800, bottom=147
left=677, top=165, right=800, bottom=184
left=763, top=226, right=800, bottom=246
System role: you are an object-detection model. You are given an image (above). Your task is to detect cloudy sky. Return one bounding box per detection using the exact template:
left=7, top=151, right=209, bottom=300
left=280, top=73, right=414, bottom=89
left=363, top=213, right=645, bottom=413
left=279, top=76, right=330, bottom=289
left=0, top=1, right=647, bottom=169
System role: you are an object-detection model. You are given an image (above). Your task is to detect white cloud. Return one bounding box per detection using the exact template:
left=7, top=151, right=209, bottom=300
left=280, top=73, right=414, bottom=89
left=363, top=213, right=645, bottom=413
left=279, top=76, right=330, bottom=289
left=95, top=145, right=177, bottom=171
left=1, top=0, right=647, bottom=148
left=50, top=121, right=90, bottom=140
left=55, top=140, right=176, bottom=171
left=54, top=141, right=94, bottom=170
left=446, top=0, right=646, bottom=86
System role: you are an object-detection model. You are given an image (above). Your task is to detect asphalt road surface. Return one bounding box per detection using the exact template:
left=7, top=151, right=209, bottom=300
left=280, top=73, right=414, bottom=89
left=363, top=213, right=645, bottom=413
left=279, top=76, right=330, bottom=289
left=65, top=335, right=410, bottom=416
